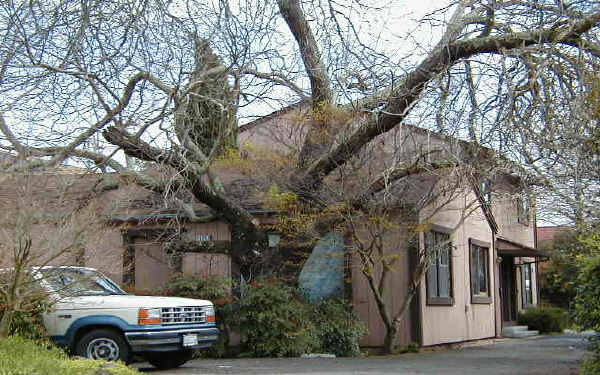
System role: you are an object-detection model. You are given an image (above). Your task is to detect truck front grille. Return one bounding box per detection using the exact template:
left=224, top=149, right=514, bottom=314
left=160, top=306, right=206, bottom=325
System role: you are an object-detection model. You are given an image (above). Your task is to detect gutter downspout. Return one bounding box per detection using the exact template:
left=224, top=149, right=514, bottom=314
left=533, top=209, right=541, bottom=305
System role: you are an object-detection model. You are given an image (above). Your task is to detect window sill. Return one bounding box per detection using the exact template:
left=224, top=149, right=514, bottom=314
left=471, top=295, right=492, bottom=304
left=426, top=297, right=454, bottom=306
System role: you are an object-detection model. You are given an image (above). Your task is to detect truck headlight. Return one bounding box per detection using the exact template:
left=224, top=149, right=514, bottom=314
left=138, top=308, right=162, bottom=325
left=205, top=306, right=216, bottom=323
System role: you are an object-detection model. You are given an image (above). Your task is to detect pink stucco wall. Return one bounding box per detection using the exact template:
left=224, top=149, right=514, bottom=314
left=418, top=190, right=496, bottom=346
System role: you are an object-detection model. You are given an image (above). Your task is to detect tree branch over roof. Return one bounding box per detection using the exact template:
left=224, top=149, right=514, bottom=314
left=278, top=0, right=334, bottom=166
left=351, top=160, right=459, bottom=210
left=45, top=72, right=172, bottom=168
left=298, top=10, right=600, bottom=192
left=102, top=126, right=264, bottom=264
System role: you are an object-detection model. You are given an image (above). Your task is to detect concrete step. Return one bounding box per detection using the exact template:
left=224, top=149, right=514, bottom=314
left=501, top=326, right=529, bottom=335
left=502, top=325, right=540, bottom=338
left=509, top=330, right=540, bottom=338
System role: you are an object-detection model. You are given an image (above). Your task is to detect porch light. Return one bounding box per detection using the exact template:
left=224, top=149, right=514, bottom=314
left=268, top=233, right=281, bottom=248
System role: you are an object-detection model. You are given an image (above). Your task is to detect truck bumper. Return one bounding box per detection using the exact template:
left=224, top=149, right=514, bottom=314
left=124, top=327, right=219, bottom=352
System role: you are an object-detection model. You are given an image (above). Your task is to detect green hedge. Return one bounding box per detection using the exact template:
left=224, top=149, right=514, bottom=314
left=573, top=254, right=600, bottom=374
left=165, top=276, right=367, bottom=358
left=312, top=298, right=368, bottom=357
left=517, top=307, right=567, bottom=334
left=0, top=336, right=138, bottom=375
left=573, top=255, right=600, bottom=334
left=232, top=280, right=319, bottom=357
left=164, top=274, right=233, bottom=302
left=232, top=281, right=367, bottom=358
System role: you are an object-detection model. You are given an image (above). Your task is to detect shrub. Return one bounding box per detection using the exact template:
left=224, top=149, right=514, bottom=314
left=164, top=274, right=235, bottom=358
left=573, top=255, right=600, bottom=334
left=229, top=280, right=319, bottom=357
left=0, top=336, right=138, bottom=375
left=581, top=335, right=600, bottom=375
left=573, top=254, right=600, bottom=374
left=581, top=358, right=600, bottom=375
left=539, top=230, right=583, bottom=309
left=517, top=307, right=567, bottom=334
left=164, top=276, right=367, bottom=358
left=4, top=309, right=48, bottom=342
left=311, top=298, right=367, bottom=357
left=0, top=274, right=49, bottom=341
left=164, top=274, right=233, bottom=302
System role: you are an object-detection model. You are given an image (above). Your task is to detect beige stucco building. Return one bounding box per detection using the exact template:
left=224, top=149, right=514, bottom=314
left=240, top=107, right=546, bottom=347
left=0, top=108, right=547, bottom=348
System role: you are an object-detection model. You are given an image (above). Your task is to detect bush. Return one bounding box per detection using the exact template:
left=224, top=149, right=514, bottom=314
left=517, top=307, right=567, bottom=334
left=581, top=335, right=600, bottom=375
left=4, top=309, right=48, bottom=342
left=573, top=255, right=600, bottom=334
left=581, top=358, right=600, bottom=375
left=230, top=280, right=319, bottom=357
left=164, top=274, right=235, bottom=358
left=311, top=298, right=367, bottom=357
left=539, top=230, right=583, bottom=309
left=0, top=336, right=138, bottom=375
left=0, top=274, right=49, bottom=341
left=164, top=274, right=233, bottom=302
left=164, top=276, right=367, bottom=358
left=573, top=254, right=600, bottom=374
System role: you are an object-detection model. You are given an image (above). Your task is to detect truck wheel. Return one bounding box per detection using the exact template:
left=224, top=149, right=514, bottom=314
left=75, top=329, right=130, bottom=363
left=146, top=350, right=195, bottom=369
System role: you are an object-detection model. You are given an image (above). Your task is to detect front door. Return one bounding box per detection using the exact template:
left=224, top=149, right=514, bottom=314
left=500, top=256, right=517, bottom=322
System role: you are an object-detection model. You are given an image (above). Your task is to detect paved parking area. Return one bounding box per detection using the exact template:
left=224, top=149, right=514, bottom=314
left=136, top=334, right=589, bottom=375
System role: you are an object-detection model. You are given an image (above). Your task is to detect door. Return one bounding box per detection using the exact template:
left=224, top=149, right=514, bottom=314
left=500, top=256, right=517, bottom=322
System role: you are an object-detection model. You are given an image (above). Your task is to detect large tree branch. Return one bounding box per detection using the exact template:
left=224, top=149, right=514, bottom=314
left=299, top=11, right=600, bottom=191
left=239, top=69, right=308, bottom=98
left=277, top=0, right=331, bottom=105
left=560, top=36, right=600, bottom=58
left=0, top=113, right=26, bottom=156
left=350, top=160, right=458, bottom=210
left=278, top=0, right=334, bottom=166
left=102, top=126, right=265, bottom=265
left=45, top=71, right=173, bottom=168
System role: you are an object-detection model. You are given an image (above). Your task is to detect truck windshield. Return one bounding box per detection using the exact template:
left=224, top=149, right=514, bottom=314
left=40, top=268, right=128, bottom=297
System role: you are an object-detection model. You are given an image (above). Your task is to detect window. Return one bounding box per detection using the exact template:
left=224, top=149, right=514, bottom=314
left=521, top=263, right=533, bottom=307
left=425, top=229, right=453, bottom=305
left=517, top=193, right=531, bottom=225
left=470, top=239, right=491, bottom=304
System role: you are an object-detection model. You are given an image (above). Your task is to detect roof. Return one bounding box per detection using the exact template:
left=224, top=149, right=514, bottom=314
left=238, top=100, right=310, bottom=134
left=537, top=226, right=570, bottom=244
left=108, top=208, right=278, bottom=224
left=496, top=237, right=550, bottom=258
left=0, top=150, right=90, bottom=174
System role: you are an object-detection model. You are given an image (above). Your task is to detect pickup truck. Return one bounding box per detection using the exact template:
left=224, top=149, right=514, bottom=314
left=36, top=266, right=219, bottom=369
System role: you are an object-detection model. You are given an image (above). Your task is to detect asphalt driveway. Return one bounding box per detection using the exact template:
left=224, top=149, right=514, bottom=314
left=136, top=334, right=590, bottom=375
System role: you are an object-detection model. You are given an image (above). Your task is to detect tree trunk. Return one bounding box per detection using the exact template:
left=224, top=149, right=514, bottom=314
left=383, top=323, right=398, bottom=355
left=0, top=309, right=13, bottom=338
left=103, top=125, right=267, bottom=270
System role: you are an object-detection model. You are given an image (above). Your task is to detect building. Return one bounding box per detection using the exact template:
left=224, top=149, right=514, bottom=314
left=0, top=107, right=548, bottom=348
left=240, top=106, right=548, bottom=346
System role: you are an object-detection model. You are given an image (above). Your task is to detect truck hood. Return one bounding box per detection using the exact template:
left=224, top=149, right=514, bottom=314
left=55, top=295, right=213, bottom=310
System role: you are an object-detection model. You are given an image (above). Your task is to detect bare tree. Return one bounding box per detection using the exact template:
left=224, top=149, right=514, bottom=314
left=0, top=173, right=104, bottom=337
left=1, top=0, right=600, bottom=344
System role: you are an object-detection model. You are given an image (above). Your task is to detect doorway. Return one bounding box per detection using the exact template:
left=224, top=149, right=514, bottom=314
left=500, top=255, right=517, bottom=323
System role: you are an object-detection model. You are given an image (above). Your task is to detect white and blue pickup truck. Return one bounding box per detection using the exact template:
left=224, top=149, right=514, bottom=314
left=36, top=266, right=219, bottom=369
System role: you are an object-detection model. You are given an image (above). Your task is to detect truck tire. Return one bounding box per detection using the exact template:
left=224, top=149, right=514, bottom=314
left=75, top=329, right=130, bottom=363
left=146, top=350, right=195, bottom=369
